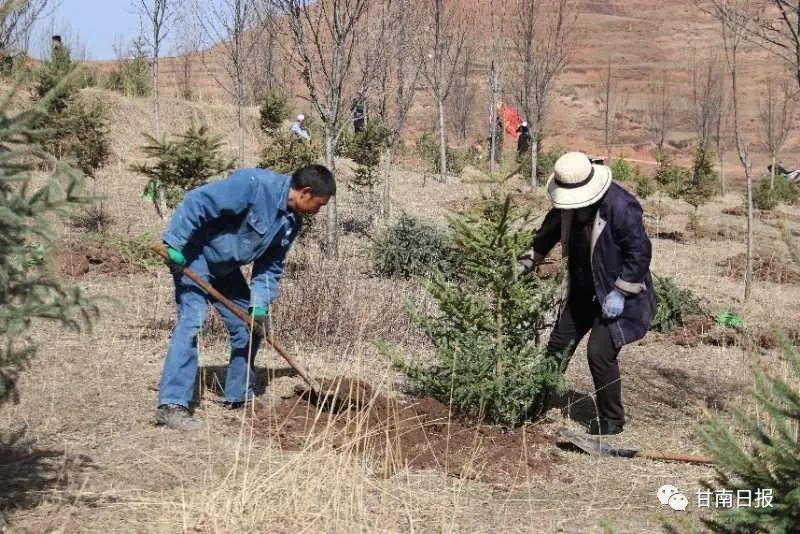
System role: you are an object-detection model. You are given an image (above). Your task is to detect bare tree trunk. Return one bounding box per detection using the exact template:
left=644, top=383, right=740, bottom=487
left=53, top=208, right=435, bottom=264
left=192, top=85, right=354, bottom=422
left=771, top=152, right=777, bottom=189
left=437, top=97, right=447, bottom=181
left=746, top=166, right=753, bottom=299
left=381, top=146, right=395, bottom=218
left=718, top=149, right=726, bottom=195
left=324, top=131, right=338, bottom=257
left=530, top=138, right=538, bottom=188
left=237, top=77, right=245, bottom=165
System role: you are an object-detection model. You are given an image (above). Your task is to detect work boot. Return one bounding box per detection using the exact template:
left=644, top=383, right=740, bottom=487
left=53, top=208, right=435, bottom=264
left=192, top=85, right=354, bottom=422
left=588, top=418, right=624, bottom=436
left=155, top=404, right=201, bottom=431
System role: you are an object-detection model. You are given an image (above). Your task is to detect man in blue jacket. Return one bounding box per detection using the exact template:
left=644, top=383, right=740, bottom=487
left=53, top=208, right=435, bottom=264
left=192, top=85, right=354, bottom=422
left=155, top=164, right=335, bottom=430
left=518, top=152, right=655, bottom=436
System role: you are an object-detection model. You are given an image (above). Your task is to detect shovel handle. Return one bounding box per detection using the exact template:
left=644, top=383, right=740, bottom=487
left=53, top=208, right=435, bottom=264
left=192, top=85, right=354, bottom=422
left=150, top=243, right=322, bottom=391
left=637, top=451, right=714, bottom=465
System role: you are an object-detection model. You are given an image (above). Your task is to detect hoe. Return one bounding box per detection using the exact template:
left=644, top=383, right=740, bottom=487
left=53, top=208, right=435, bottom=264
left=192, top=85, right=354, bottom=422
left=151, top=243, right=366, bottom=410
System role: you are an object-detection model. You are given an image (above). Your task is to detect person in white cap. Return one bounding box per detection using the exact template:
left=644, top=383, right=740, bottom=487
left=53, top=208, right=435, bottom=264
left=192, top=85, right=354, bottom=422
left=516, top=121, right=531, bottom=162
left=289, top=113, right=310, bottom=141
left=517, top=151, right=655, bottom=436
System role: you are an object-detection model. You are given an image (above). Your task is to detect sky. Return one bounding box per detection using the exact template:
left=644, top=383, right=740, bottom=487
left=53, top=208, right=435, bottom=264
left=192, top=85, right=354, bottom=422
left=32, top=0, right=167, bottom=60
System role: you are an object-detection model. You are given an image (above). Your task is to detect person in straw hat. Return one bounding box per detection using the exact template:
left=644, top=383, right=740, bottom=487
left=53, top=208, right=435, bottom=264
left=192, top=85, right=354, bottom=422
left=517, top=151, right=655, bottom=436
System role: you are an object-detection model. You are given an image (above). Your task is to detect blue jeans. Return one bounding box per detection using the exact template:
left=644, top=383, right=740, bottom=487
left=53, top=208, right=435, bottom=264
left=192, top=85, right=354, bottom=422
left=158, top=257, right=262, bottom=408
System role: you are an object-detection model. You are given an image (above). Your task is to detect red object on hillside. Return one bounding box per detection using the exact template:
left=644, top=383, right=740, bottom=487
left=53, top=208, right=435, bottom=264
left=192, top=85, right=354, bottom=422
left=500, top=104, right=523, bottom=139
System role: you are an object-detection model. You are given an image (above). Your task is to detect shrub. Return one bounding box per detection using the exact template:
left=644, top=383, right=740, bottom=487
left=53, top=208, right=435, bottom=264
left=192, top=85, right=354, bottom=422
left=259, top=91, right=289, bottom=134
left=518, top=144, right=566, bottom=185
left=753, top=177, right=800, bottom=210
left=654, top=150, right=690, bottom=199
left=32, top=46, right=111, bottom=179
left=131, top=125, right=235, bottom=210
left=371, top=215, right=452, bottom=278
left=46, top=95, right=111, bottom=178
left=391, top=195, right=564, bottom=426
left=34, top=42, right=76, bottom=114
left=634, top=172, right=656, bottom=199
left=259, top=131, right=321, bottom=175
left=611, top=156, right=635, bottom=182
left=415, top=131, right=467, bottom=175
left=684, top=145, right=720, bottom=209
left=105, top=37, right=151, bottom=97
left=69, top=205, right=115, bottom=234
left=651, top=275, right=703, bottom=333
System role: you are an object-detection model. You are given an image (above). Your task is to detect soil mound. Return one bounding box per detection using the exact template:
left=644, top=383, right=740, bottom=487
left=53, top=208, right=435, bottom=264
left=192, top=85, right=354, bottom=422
left=241, top=377, right=557, bottom=486
left=718, top=252, right=800, bottom=285
left=59, top=241, right=144, bottom=277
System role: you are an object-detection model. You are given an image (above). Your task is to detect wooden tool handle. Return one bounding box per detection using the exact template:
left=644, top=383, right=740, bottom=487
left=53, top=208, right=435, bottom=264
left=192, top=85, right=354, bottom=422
left=638, top=451, right=714, bottom=465
left=150, top=243, right=321, bottom=391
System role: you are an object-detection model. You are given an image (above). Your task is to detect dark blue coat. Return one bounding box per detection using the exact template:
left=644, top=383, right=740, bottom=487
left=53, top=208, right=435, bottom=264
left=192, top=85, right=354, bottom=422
left=530, top=183, right=655, bottom=348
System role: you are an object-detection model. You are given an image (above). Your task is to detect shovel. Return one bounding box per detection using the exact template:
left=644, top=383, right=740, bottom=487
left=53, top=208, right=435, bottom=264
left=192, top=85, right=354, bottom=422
left=556, top=428, right=713, bottom=465
left=150, top=243, right=339, bottom=405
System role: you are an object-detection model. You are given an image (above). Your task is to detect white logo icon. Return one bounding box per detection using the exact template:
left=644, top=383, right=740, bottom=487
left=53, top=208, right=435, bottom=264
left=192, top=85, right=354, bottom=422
left=657, top=485, right=688, bottom=511
left=657, top=485, right=680, bottom=505
left=668, top=493, right=689, bottom=511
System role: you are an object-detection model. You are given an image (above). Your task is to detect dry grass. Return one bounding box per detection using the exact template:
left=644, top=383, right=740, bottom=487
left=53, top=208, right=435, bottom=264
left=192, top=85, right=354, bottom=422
left=6, top=88, right=800, bottom=533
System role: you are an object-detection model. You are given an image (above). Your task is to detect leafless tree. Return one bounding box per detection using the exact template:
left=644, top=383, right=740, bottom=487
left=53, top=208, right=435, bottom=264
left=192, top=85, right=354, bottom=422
left=512, top=0, right=573, bottom=188
left=445, top=39, right=477, bottom=142
left=712, top=86, right=731, bottom=194
left=645, top=69, right=674, bottom=152
left=420, top=0, right=470, bottom=182
left=486, top=3, right=507, bottom=176
left=0, top=0, right=51, bottom=55
left=194, top=0, right=266, bottom=166
left=689, top=48, right=725, bottom=154
left=711, top=0, right=756, bottom=300
left=376, top=0, right=423, bottom=218
left=174, top=14, right=201, bottom=101
left=134, top=0, right=176, bottom=140
left=598, top=58, right=628, bottom=168
left=270, top=0, right=373, bottom=258
left=759, top=77, right=796, bottom=188
left=244, top=4, right=284, bottom=103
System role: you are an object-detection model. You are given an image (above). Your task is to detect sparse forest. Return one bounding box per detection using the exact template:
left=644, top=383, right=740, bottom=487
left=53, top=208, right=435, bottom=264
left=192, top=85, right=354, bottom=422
left=2, top=0, right=800, bottom=532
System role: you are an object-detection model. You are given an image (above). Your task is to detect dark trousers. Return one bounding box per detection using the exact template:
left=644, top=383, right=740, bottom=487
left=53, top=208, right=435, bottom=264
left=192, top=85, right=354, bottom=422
left=546, top=293, right=625, bottom=425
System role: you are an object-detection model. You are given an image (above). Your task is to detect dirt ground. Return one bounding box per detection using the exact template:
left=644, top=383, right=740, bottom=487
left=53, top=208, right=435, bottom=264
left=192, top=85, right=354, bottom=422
left=3, top=75, right=800, bottom=531
left=3, top=153, right=800, bottom=533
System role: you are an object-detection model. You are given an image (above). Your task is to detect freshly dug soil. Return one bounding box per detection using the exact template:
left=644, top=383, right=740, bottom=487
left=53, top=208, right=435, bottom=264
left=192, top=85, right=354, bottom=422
left=721, top=206, right=800, bottom=222
left=241, top=376, right=557, bottom=486
left=59, top=241, right=144, bottom=277
left=644, top=221, right=685, bottom=243
left=717, top=252, right=800, bottom=285
left=671, top=315, right=716, bottom=347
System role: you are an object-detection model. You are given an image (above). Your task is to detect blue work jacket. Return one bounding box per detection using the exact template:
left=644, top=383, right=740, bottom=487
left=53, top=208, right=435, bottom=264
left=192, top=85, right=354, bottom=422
left=162, top=168, right=301, bottom=309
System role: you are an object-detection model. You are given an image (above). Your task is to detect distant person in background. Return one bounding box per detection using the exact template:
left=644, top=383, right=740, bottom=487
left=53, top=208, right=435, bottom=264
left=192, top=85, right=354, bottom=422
left=516, top=121, right=531, bottom=162
left=290, top=114, right=310, bottom=141
left=351, top=97, right=366, bottom=133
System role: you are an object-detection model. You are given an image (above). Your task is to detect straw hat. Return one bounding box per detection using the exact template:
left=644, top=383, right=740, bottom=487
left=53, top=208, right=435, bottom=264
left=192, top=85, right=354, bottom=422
left=546, top=151, right=612, bottom=209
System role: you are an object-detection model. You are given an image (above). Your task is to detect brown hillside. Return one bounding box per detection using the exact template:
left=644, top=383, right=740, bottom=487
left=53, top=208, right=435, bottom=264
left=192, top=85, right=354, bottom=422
left=96, top=0, right=791, bottom=178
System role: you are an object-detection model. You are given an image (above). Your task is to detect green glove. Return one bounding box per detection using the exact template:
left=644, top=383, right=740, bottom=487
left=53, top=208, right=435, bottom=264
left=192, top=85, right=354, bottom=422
left=165, top=245, right=186, bottom=266
left=251, top=306, right=269, bottom=334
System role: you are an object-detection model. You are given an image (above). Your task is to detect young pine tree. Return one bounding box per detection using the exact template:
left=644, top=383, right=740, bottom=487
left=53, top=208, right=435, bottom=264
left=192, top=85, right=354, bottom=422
left=395, top=194, right=564, bottom=426
left=131, top=125, right=235, bottom=214
left=1, top=75, right=97, bottom=404
left=33, top=43, right=110, bottom=180
left=688, top=233, right=800, bottom=532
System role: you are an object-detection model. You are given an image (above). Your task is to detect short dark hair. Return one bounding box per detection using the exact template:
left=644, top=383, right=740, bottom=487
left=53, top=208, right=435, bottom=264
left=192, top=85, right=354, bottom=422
left=291, top=164, right=336, bottom=197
